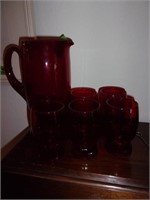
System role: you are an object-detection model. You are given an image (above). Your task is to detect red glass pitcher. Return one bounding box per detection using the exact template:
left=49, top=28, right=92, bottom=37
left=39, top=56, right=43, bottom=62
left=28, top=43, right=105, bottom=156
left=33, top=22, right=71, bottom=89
left=3, top=35, right=74, bottom=108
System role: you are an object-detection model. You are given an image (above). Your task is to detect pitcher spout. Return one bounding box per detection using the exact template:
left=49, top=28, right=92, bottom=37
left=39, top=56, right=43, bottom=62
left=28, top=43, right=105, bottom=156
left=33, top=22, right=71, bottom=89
left=59, top=34, right=74, bottom=46
left=67, top=38, right=74, bottom=46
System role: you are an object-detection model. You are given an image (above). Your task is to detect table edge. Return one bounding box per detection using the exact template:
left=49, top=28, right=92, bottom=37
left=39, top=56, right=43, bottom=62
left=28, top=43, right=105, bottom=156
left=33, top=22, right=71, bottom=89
left=1, top=127, right=30, bottom=160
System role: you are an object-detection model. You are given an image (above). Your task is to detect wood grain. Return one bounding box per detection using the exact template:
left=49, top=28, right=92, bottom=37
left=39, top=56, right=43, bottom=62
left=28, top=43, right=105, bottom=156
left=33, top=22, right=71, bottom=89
left=1, top=123, right=149, bottom=199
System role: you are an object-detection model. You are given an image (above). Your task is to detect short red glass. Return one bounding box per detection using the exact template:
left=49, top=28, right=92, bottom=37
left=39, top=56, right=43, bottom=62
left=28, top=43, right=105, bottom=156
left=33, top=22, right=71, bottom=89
left=71, top=87, right=98, bottom=101
left=68, top=99, right=100, bottom=158
left=98, top=86, right=127, bottom=108
left=30, top=101, right=65, bottom=160
left=106, top=96, right=139, bottom=154
left=98, top=86, right=127, bottom=122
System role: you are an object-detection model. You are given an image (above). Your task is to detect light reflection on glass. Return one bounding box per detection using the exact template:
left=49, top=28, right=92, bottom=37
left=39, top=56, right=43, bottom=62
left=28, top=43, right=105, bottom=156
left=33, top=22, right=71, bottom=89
left=45, top=61, right=48, bottom=67
left=81, top=161, right=89, bottom=171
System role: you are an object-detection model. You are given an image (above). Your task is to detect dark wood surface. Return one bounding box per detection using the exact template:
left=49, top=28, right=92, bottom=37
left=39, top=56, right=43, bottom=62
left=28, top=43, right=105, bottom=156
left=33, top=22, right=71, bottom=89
left=1, top=122, right=149, bottom=199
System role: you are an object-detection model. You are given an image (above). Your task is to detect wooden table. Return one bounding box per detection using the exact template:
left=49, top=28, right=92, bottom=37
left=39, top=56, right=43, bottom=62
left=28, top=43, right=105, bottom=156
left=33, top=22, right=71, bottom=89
left=1, top=122, right=149, bottom=199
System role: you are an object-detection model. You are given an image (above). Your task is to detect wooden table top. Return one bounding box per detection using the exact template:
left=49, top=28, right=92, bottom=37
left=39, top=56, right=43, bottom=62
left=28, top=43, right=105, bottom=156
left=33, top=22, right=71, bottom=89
left=1, top=122, right=149, bottom=199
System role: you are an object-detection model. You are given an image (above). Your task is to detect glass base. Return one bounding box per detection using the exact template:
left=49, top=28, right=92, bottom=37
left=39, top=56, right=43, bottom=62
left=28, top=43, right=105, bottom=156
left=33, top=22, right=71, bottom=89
left=38, top=144, right=64, bottom=161
left=72, top=146, right=97, bottom=159
left=105, top=140, right=132, bottom=155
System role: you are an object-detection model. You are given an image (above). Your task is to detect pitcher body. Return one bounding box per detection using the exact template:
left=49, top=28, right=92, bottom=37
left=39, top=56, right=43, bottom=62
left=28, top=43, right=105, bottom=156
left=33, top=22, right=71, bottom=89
left=3, top=36, right=74, bottom=109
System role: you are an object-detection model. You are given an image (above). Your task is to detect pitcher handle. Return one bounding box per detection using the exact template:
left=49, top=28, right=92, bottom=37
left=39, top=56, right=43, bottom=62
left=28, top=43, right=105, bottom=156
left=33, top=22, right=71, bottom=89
left=3, top=44, right=26, bottom=100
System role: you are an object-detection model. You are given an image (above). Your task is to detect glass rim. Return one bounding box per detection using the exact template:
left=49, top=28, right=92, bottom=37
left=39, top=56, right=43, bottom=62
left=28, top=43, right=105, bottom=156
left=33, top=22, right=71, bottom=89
left=32, top=101, right=65, bottom=114
left=98, top=86, right=126, bottom=95
left=68, top=99, right=100, bottom=114
left=71, top=87, right=97, bottom=97
left=106, top=97, right=138, bottom=111
left=19, top=36, right=74, bottom=45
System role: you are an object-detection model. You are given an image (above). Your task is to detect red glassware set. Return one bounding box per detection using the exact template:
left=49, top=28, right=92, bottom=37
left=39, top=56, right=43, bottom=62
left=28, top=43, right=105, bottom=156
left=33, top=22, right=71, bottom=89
left=3, top=36, right=139, bottom=160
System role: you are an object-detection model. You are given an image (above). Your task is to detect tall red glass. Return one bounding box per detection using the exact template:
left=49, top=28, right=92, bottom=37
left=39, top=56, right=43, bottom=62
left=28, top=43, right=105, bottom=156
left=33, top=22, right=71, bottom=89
left=30, top=101, right=65, bottom=160
left=106, top=96, right=139, bottom=154
left=68, top=99, right=100, bottom=158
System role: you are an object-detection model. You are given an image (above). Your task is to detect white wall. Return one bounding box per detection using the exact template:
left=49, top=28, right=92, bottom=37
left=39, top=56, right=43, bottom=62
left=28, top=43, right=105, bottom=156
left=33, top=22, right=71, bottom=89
left=33, top=1, right=149, bottom=123
left=1, top=0, right=28, bottom=78
left=1, top=83, right=28, bottom=147
left=1, top=1, right=29, bottom=147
